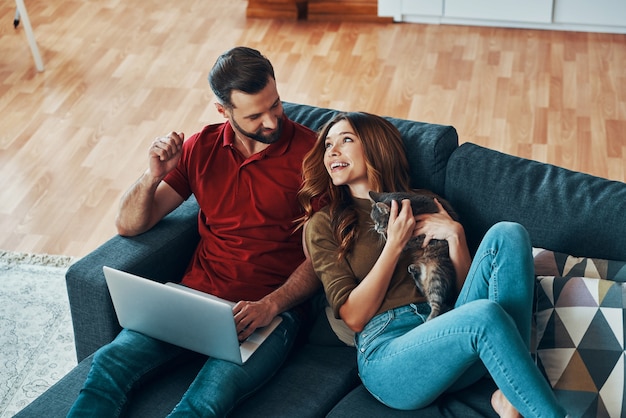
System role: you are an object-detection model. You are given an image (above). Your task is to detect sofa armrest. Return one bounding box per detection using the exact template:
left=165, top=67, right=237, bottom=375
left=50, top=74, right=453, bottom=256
left=67, top=197, right=200, bottom=362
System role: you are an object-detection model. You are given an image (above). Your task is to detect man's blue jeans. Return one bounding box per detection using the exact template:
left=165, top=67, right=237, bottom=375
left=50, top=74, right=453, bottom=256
left=355, top=222, right=567, bottom=417
left=67, top=310, right=300, bottom=417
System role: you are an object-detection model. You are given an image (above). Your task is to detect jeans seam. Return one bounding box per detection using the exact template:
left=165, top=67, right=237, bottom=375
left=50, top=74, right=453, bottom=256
left=363, top=327, right=476, bottom=364
left=490, top=249, right=499, bottom=304
left=479, top=332, right=541, bottom=417
left=458, top=248, right=496, bottom=306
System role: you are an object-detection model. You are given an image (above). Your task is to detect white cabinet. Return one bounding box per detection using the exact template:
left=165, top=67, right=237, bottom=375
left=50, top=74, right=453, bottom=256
left=404, top=0, right=443, bottom=16
left=379, top=0, right=626, bottom=33
left=378, top=0, right=443, bottom=22
left=553, top=0, right=626, bottom=27
left=445, top=0, right=553, bottom=24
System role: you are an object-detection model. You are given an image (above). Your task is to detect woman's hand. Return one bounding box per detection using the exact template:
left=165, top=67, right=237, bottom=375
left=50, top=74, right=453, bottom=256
left=414, top=198, right=462, bottom=247
left=415, top=198, right=471, bottom=291
left=385, top=199, right=417, bottom=250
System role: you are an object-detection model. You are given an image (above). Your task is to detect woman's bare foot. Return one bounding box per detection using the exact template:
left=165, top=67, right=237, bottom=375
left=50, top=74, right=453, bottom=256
left=491, top=390, right=522, bottom=418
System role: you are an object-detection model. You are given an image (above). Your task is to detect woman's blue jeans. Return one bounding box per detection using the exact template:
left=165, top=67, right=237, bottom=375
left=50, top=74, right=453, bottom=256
left=67, top=310, right=300, bottom=417
left=355, top=222, right=566, bottom=417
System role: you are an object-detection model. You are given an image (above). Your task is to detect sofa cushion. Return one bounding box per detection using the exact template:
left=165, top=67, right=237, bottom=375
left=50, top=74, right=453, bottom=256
left=305, top=292, right=355, bottom=347
left=327, top=378, right=498, bottom=417
left=534, top=275, right=625, bottom=418
left=232, top=345, right=358, bottom=418
left=533, top=248, right=626, bottom=282
left=444, top=143, right=626, bottom=260
left=283, top=102, right=459, bottom=197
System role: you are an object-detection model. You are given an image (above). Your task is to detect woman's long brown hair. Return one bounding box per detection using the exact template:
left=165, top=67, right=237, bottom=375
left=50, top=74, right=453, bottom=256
left=298, top=112, right=411, bottom=260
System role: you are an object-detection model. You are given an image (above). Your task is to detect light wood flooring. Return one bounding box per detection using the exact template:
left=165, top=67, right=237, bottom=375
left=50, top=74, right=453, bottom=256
left=1, top=0, right=625, bottom=258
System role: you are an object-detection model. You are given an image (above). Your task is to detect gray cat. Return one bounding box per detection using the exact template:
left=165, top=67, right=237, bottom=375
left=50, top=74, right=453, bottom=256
left=369, top=190, right=459, bottom=321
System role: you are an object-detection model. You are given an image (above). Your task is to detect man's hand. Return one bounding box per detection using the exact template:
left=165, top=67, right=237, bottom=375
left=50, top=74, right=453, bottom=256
left=232, top=259, right=320, bottom=341
left=115, top=131, right=186, bottom=237
left=232, top=298, right=279, bottom=341
left=148, top=132, right=184, bottom=180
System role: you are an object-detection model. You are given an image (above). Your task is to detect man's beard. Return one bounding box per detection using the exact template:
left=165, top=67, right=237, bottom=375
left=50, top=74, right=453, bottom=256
left=231, top=115, right=283, bottom=145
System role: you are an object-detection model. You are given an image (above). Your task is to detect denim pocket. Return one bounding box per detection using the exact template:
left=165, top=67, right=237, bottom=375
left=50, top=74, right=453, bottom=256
left=356, top=304, right=430, bottom=360
left=355, top=312, right=392, bottom=357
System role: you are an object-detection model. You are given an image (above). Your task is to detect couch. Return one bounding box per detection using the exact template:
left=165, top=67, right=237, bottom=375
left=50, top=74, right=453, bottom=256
left=16, top=102, right=626, bottom=417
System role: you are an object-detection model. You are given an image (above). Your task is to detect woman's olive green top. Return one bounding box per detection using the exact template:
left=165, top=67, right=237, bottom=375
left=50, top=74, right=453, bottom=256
left=305, top=197, right=426, bottom=319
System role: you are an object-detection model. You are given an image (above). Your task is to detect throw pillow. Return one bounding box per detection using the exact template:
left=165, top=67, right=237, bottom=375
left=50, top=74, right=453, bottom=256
left=533, top=248, right=626, bottom=281
left=532, top=249, right=626, bottom=417
left=534, top=274, right=625, bottom=417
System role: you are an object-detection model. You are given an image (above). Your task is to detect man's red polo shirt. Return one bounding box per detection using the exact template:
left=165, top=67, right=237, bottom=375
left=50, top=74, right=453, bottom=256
left=163, top=116, right=316, bottom=302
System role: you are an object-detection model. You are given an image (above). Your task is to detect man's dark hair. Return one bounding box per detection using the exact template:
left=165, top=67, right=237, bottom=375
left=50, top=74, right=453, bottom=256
left=209, top=46, right=275, bottom=109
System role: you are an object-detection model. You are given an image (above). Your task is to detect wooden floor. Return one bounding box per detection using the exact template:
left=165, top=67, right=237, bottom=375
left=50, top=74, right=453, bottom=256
left=1, top=0, right=625, bottom=258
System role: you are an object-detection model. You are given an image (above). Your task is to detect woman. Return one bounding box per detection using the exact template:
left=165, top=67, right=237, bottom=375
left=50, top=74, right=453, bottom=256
left=298, top=112, right=567, bottom=418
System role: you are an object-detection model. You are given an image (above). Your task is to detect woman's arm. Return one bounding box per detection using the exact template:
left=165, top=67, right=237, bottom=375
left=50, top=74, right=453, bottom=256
left=415, top=199, right=471, bottom=293
left=339, top=199, right=416, bottom=332
left=446, top=224, right=471, bottom=293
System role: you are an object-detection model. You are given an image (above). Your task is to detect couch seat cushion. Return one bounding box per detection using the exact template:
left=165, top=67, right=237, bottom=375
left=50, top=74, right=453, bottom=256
left=327, top=378, right=498, bottom=417
left=232, top=345, right=358, bottom=417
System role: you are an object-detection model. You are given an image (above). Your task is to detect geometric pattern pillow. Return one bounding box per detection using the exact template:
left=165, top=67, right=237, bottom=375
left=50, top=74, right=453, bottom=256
left=535, top=276, right=626, bottom=418
left=532, top=249, right=626, bottom=418
left=533, top=248, right=626, bottom=281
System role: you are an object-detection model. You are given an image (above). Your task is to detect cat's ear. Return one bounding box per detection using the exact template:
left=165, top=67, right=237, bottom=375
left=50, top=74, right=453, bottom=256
left=369, top=191, right=380, bottom=201
left=374, top=201, right=390, bottom=214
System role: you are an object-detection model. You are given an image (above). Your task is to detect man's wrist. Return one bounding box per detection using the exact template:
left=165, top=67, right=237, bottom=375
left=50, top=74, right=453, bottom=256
left=260, top=294, right=282, bottom=317
left=141, top=169, right=164, bottom=188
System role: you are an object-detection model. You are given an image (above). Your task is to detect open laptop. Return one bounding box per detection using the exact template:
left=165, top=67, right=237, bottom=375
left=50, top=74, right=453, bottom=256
left=103, top=266, right=282, bottom=365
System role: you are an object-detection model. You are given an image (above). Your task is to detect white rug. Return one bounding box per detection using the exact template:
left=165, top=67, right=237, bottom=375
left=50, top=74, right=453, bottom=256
left=0, top=251, right=78, bottom=417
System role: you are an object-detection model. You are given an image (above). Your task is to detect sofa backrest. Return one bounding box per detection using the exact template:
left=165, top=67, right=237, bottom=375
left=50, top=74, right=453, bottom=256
left=283, top=102, right=458, bottom=197
left=285, top=102, right=626, bottom=262
left=445, top=143, right=626, bottom=262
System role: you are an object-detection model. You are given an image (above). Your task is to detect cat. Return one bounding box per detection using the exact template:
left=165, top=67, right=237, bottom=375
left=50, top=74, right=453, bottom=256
left=369, top=190, right=460, bottom=321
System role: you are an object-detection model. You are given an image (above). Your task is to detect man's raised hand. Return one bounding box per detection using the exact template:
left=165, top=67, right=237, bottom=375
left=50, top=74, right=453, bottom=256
left=149, top=131, right=184, bottom=179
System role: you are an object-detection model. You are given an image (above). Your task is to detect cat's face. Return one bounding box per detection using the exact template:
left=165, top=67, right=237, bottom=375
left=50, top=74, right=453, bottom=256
left=369, top=191, right=416, bottom=237
left=370, top=191, right=403, bottom=237
left=370, top=201, right=391, bottom=236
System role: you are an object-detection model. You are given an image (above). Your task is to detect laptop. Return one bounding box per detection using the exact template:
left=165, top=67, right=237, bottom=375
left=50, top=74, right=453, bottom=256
left=103, top=266, right=282, bottom=365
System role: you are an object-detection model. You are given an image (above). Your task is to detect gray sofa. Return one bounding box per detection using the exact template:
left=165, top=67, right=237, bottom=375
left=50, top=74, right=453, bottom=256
left=16, top=102, right=626, bottom=417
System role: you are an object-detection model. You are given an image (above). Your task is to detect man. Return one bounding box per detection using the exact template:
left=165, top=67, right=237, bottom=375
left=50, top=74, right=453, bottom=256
left=68, top=46, right=321, bottom=417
